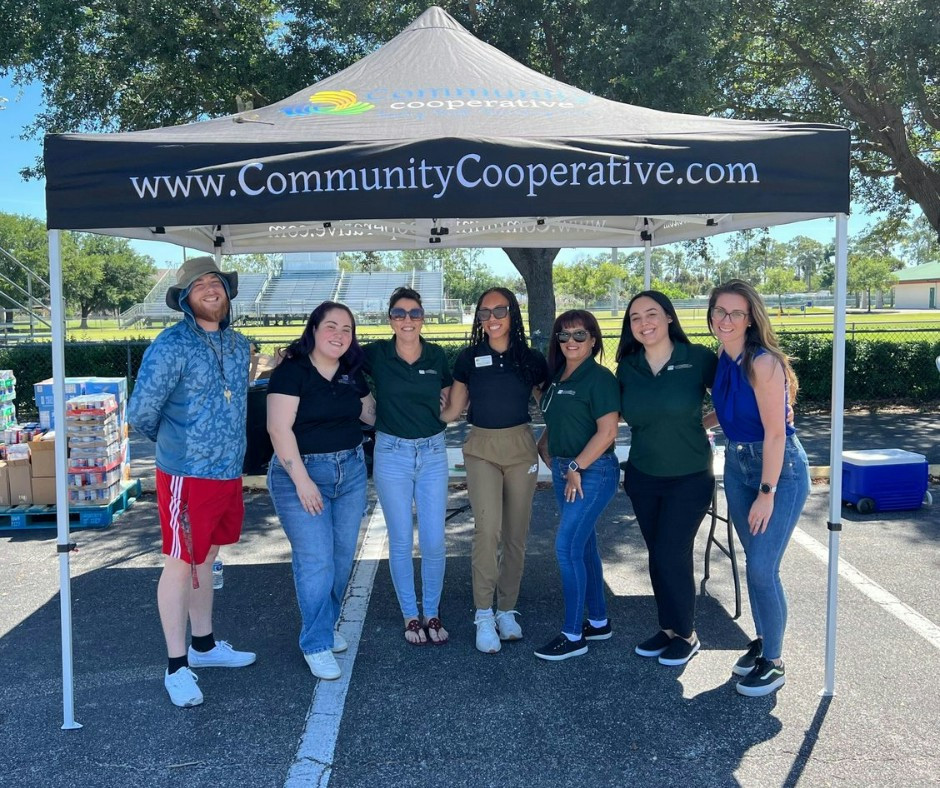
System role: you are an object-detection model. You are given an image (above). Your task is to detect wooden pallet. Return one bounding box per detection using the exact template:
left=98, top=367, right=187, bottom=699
left=0, top=479, right=142, bottom=531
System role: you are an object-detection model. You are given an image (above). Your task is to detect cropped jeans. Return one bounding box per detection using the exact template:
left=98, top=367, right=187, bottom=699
left=551, top=453, right=619, bottom=637
left=267, top=445, right=367, bottom=656
left=723, top=434, right=810, bottom=661
left=373, top=431, right=449, bottom=620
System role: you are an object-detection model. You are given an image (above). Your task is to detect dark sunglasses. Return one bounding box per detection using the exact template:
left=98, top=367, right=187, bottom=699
left=557, top=329, right=590, bottom=343
left=476, top=305, right=510, bottom=320
left=389, top=307, right=425, bottom=321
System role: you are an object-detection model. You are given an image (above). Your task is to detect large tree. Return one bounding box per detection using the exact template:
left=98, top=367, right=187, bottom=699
left=721, top=0, right=940, bottom=235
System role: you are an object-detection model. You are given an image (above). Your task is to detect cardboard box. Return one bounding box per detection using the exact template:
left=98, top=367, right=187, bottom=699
left=30, top=435, right=57, bottom=478
left=33, top=378, right=85, bottom=409
left=0, top=460, right=11, bottom=506
left=31, top=476, right=57, bottom=506
left=8, top=458, right=32, bottom=505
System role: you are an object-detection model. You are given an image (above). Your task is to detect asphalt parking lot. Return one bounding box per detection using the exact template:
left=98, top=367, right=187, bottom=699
left=1, top=412, right=938, bottom=787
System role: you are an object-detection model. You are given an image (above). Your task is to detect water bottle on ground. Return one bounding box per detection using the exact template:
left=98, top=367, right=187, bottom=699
left=212, top=559, right=224, bottom=590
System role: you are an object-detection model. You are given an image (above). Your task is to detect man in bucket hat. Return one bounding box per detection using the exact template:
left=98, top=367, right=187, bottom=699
left=129, top=256, right=255, bottom=708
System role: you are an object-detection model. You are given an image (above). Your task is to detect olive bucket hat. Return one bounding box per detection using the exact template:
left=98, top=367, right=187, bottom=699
left=165, top=256, right=239, bottom=311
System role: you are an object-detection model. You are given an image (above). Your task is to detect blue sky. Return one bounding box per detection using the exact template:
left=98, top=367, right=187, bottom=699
left=1, top=73, right=875, bottom=277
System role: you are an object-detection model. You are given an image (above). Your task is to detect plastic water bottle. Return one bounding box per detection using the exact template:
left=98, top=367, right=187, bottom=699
left=212, top=559, right=224, bottom=590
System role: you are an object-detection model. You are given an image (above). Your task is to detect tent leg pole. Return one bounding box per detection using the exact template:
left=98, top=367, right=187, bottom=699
left=643, top=240, right=652, bottom=291
left=49, top=230, right=82, bottom=729
left=822, top=213, right=849, bottom=697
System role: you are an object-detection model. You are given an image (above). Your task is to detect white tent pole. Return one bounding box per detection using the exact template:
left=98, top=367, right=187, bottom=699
left=822, top=212, right=848, bottom=696
left=49, top=230, right=82, bottom=730
left=643, top=239, right=652, bottom=291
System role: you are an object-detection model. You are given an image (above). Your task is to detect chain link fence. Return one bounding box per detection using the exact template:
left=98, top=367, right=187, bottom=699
left=2, top=326, right=938, bottom=418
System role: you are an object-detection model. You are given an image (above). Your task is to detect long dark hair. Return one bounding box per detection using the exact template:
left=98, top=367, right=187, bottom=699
left=707, top=279, right=799, bottom=405
left=283, top=301, right=364, bottom=375
left=616, top=290, right=691, bottom=361
left=544, top=309, right=603, bottom=387
left=469, top=287, right=542, bottom=387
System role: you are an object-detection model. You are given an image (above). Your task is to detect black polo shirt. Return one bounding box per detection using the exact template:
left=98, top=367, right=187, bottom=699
left=363, top=338, right=453, bottom=439
left=540, top=357, right=620, bottom=459
left=267, top=354, right=369, bottom=454
left=617, top=341, right=718, bottom=477
left=452, top=342, right=548, bottom=428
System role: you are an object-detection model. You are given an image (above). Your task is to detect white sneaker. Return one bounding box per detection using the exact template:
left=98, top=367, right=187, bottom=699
left=474, top=611, right=501, bottom=654
left=305, top=649, right=341, bottom=680
left=164, top=667, right=203, bottom=708
left=188, top=640, right=256, bottom=668
left=332, top=631, right=348, bottom=653
left=495, top=610, right=523, bottom=641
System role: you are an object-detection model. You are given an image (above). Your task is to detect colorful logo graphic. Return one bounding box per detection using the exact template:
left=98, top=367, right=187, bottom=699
left=281, top=90, right=374, bottom=118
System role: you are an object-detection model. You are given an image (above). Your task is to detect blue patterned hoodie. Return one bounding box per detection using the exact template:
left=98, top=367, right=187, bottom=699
left=128, top=294, right=249, bottom=480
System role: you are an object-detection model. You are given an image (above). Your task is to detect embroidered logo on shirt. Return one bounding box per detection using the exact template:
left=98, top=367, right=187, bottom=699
left=338, top=374, right=352, bottom=385
left=557, top=388, right=577, bottom=396
left=667, top=364, right=693, bottom=371
left=418, top=369, right=438, bottom=375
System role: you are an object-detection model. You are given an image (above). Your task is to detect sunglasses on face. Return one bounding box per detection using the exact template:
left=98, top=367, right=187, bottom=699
left=710, top=306, right=749, bottom=323
left=389, top=307, right=425, bottom=321
left=557, top=329, right=590, bottom=343
left=476, top=305, right=510, bottom=320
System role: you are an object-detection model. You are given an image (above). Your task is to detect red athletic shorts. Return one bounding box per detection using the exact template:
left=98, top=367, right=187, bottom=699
left=157, top=469, right=244, bottom=565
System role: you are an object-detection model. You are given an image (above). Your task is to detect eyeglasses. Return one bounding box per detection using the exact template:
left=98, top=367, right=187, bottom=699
left=557, top=329, right=590, bottom=343
left=710, top=307, right=749, bottom=323
left=476, top=305, right=510, bottom=320
left=389, top=307, right=425, bottom=321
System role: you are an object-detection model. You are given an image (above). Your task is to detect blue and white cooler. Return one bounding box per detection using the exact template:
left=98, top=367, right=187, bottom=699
left=841, top=449, right=930, bottom=514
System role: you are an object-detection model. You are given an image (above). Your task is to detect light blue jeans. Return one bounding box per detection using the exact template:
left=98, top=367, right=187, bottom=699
left=551, top=453, right=619, bottom=637
left=373, top=431, right=449, bottom=620
left=723, top=435, right=810, bottom=661
left=267, top=445, right=367, bottom=655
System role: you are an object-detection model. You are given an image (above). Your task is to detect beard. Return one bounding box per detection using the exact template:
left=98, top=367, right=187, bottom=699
left=189, top=294, right=229, bottom=324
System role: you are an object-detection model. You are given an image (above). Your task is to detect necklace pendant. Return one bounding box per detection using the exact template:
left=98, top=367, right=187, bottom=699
left=224, top=388, right=232, bottom=403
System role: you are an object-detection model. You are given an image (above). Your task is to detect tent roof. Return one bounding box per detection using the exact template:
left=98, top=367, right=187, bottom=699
left=44, top=6, right=849, bottom=254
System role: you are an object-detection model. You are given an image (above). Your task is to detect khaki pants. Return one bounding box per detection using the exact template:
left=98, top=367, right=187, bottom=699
left=463, top=424, right=539, bottom=611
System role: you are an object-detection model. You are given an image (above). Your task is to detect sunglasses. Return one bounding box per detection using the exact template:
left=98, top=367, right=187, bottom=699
left=476, top=305, right=510, bottom=320
left=389, top=307, right=425, bottom=321
left=557, top=329, right=590, bottom=343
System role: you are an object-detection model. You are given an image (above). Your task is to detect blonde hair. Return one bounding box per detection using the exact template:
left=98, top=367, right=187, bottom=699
left=708, top=279, right=799, bottom=405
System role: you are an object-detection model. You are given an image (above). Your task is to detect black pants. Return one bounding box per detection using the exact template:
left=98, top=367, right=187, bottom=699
left=623, top=463, right=714, bottom=639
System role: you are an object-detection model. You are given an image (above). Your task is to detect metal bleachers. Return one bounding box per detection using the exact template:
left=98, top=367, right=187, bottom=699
left=257, top=270, right=340, bottom=317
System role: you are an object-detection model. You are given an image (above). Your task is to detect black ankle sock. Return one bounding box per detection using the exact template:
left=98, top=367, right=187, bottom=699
left=190, top=633, right=215, bottom=653
left=167, top=655, right=188, bottom=674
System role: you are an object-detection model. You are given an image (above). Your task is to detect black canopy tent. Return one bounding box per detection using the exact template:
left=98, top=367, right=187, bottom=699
left=43, top=6, right=851, bottom=729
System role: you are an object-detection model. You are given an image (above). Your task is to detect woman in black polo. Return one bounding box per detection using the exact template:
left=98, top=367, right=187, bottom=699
left=534, top=309, right=620, bottom=662
left=364, top=287, right=453, bottom=646
left=441, top=287, right=548, bottom=654
left=617, top=291, right=718, bottom=667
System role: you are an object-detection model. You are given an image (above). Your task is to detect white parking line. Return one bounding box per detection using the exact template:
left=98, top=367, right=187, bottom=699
left=792, top=527, right=940, bottom=651
left=284, top=502, right=388, bottom=788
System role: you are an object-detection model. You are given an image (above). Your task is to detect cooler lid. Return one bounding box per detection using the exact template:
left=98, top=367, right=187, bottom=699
left=842, top=449, right=927, bottom=466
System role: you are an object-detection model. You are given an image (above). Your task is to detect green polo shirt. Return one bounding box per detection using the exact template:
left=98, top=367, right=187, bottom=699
left=363, top=338, right=453, bottom=439
left=540, top=357, right=619, bottom=459
left=617, top=341, right=718, bottom=477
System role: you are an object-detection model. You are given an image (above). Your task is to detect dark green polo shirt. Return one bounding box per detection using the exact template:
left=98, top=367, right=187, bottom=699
left=617, top=341, right=718, bottom=477
left=363, top=338, right=453, bottom=439
left=540, top=357, right=619, bottom=459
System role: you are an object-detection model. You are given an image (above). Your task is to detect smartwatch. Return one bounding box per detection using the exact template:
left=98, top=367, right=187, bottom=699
left=759, top=482, right=777, bottom=494
left=567, top=460, right=581, bottom=474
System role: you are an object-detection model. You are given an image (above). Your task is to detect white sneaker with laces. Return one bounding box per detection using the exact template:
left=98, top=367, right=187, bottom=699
left=164, top=667, right=203, bottom=708
left=305, top=649, right=341, bottom=680
left=495, top=610, right=523, bottom=641
left=332, top=632, right=348, bottom=653
left=475, top=611, right=501, bottom=653
left=187, top=640, right=256, bottom=668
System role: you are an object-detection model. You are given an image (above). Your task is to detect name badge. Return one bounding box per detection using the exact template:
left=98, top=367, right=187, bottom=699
left=475, top=355, right=493, bottom=368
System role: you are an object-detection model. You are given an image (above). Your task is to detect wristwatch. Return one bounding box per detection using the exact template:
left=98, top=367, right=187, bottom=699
left=759, top=482, right=777, bottom=494
left=567, top=460, right=581, bottom=474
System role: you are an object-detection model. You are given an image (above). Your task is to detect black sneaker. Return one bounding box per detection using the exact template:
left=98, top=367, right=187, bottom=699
left=582, top=620, right=612, bottom=641
left=731, top=638, right=763, bottom=676
left=534, top=634, right=588, bottom=662
left=635, top=630, right=673, bottom=657
left=658, top=634, right=701, bottom=666
left=736, top=657, right=786, bottom=696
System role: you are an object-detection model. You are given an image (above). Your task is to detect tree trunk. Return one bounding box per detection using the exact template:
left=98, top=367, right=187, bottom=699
left=503, top=248, right=559, bottom=354
left=80, top=305, right=91, bottom=330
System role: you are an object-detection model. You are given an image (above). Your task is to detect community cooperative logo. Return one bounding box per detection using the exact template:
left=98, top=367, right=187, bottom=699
left=280, top=90, right=374, bottom=117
